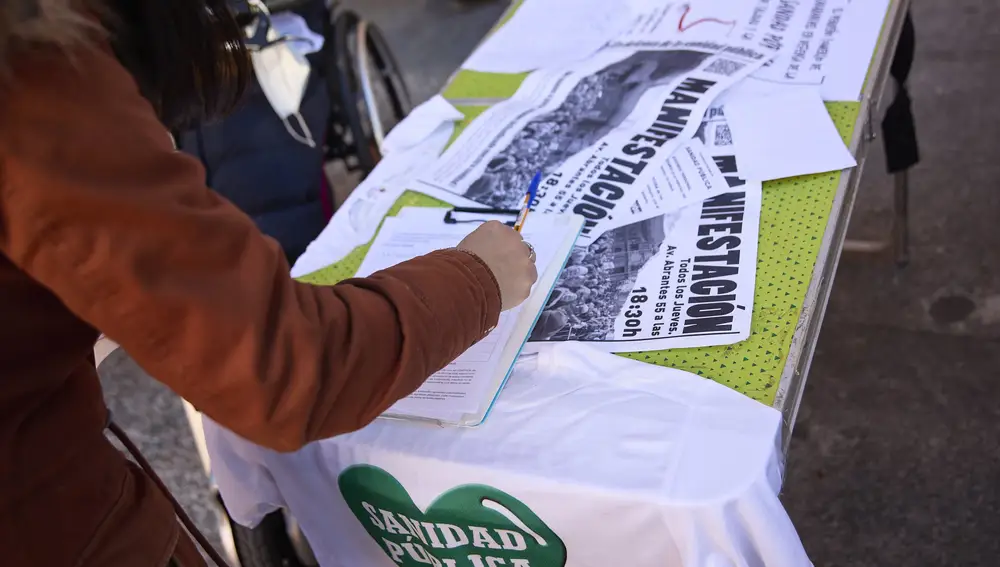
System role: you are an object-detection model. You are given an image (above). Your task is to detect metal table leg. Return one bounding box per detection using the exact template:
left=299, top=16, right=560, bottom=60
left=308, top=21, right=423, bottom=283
left=843, top=168, right=910, bottom=267
left=893, top=169, right=910, bottom=266
left=845, top=10, right=918, bottom=268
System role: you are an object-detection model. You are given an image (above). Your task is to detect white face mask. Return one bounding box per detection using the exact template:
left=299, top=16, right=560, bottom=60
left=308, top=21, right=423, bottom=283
left=248, top=13, right=321, bottom=147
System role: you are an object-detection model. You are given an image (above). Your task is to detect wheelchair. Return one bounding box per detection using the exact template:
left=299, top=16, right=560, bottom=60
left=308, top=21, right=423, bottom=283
left=181, top=1, right=412, bottom=565
left=176, top=0, right=411, bottom=262
left=252, top=0, right=412, bottom=177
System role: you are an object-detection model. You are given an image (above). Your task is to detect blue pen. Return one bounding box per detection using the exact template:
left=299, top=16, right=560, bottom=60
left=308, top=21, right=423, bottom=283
left=513, top=172, right=542, bottom=233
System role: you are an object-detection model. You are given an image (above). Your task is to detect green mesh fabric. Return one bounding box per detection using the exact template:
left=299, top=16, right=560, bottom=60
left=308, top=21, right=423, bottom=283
left=298, top=13, right=869, bottom=404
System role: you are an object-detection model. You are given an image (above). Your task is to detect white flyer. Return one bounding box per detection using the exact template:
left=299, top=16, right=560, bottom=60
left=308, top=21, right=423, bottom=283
left=418, top=39, right=773, bottom=242
left=526, top=106, right=761, bottom=352
left=727, top=0, right=891, bottom=102
left=725, top=87, right=856, bottom=181
left=820, top=0, right=893, bottom=101
left=615, top=0, right=891, bottom=102
left=460, top=0, right=632, bottom=73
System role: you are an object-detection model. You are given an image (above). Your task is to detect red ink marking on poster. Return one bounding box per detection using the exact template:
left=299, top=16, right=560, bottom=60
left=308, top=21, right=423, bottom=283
left=677, top=4, right=737, bottom=32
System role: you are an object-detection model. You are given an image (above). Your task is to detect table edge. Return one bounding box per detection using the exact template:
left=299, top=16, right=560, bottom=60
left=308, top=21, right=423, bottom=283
left=772, top=0, right=913, bottom=447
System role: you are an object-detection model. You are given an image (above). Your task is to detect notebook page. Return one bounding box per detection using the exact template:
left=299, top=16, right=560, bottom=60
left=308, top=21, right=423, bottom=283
left=354, top=208, right=564, bottom=419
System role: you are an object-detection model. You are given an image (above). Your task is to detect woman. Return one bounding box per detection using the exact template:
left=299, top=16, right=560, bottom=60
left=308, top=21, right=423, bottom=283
left=0, top=1, right=537, bottom=566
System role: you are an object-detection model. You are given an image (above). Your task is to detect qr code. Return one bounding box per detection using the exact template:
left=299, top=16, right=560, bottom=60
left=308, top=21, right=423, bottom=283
left=704, top=58, right=746, bottom=76
left=714, top=124, right=733, bottom=147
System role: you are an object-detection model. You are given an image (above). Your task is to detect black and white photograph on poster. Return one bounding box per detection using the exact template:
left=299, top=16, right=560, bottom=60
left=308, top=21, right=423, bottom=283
left=527, top=106, right=761, bottom=352
left=459, top=49, right=710, bottom=208
left=416, top=39, right=773, bottom=239
left=529, top=212, right=679, bottom=343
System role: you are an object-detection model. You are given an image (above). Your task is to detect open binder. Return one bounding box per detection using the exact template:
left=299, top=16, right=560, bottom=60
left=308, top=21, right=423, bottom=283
left=354, top=206, right=584, bottom=427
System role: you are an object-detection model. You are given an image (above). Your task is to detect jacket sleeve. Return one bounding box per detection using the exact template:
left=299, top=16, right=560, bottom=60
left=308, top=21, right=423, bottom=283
left=0, top=44, right=501, bottom=452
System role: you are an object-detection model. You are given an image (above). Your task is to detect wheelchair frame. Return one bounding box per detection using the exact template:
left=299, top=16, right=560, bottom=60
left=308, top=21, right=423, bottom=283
left=241, top=0, right=412, bottom=179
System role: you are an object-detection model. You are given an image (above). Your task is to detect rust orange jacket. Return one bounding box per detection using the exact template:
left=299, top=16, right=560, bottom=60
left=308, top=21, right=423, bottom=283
left=0, top=13, right=501, bottom=567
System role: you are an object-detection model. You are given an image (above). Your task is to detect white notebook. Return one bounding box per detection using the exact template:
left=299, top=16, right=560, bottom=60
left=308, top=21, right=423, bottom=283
left=354, top=206, right=584, bottom=426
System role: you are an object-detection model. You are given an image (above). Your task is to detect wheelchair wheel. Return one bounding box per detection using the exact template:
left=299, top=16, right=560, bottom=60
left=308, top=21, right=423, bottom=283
left=323, top=9, right=412, bottom=176
left=227, top=506, right=319, bottom=567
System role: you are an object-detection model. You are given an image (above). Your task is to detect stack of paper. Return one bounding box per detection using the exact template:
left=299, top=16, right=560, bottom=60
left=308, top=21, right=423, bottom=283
left=296, top=0, right=893, bottom=356
left=355, top=207, right=584, bottom=425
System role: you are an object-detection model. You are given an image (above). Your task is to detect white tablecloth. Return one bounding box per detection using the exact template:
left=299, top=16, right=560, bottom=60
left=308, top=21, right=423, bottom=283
left=205, top=343, right=811, bottom=567
left=205, top=109, right=810, bottom=566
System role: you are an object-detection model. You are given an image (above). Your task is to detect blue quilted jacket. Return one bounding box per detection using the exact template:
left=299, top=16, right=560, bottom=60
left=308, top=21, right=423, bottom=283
left=177, top=5, right=330, bottom=264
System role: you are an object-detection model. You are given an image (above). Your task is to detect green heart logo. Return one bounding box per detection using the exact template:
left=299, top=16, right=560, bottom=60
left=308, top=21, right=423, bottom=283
left=339, top=465, right=567, bottom=567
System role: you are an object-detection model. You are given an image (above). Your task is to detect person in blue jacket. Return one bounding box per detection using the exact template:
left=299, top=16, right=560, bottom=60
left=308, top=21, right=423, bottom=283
left=177, top=1, right=330, bottom=263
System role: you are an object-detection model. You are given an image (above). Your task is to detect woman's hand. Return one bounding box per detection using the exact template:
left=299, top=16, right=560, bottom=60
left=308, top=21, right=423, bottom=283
left=458, top=221, right=538, bottom=311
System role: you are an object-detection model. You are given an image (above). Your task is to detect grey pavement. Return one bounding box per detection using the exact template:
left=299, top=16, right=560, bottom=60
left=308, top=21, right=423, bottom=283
left=98, top=0, right=1000, bottom=565
left=782, top=0, right=1000, bottom=564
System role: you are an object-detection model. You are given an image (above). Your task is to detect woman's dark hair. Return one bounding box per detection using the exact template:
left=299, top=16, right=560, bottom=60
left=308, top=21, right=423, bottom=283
left=106, top=0, right=252, bottom=130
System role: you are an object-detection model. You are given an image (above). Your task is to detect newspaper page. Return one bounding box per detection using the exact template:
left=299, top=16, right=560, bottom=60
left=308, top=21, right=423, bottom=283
left=617, top=0, right=890, bottom=101
left=415, top=40, right=773, bottom=242
left=526, top=106, right=761, bottom=352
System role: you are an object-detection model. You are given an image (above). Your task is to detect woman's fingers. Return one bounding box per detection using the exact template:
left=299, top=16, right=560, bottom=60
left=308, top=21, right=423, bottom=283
left=458, top=221, right=540, bottom=311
